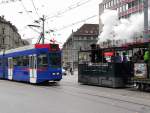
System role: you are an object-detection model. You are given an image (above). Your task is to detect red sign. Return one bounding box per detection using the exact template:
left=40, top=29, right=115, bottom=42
left=104, top=52, right=114, bottom=56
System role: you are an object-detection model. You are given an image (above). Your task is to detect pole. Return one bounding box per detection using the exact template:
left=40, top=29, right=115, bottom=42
left=143, top=0, right=148, bottom=42
left=42, top=15, right=45, bottom=44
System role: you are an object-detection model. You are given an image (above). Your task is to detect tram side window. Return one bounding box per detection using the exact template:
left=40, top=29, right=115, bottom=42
left=0, top=59, right=2, bottom=66
left=0, top=58, right=8, bottom=66
left=16, top=57, right=23, bottom=66
left=22, top=56, right=29, bottom=66
left=4, top=58, right=8, bottom=66
left=13, top=56, right=29, bottom=66
left=13, top=57, right=17, bottom=66
left=38, top=54, right=48, bottom=67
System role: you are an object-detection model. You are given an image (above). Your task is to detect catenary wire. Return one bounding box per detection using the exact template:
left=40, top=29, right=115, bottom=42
left=30, top=0, right=40, bottom=18
left=20, top=0, right=35, bottom=20
left=55, top=14, right=98, bottom=31
left=46, top=0, right=92, bottom=20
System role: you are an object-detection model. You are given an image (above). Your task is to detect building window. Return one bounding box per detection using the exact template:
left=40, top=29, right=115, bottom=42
left=85, top=30, right=88, bottom=33
left=106, top=2, right=108, bottom=8
left=112, top=0, right=114, bottom=6
left=90, top=30, right=94, bottom=34
left=134, top=0, right=138, bottom=6
left=114, top=0, right=116, bottom=5
left=126, top=4, right=128, bottom=10
left=118, top=7, right=121, bottom=12
left=122, top=5, right=126, bottom=11
left=139, top=0, right=143, bottom=3
left=116, top=0, right=119, bottom=4
left=128, top=2, right=132, bottom=8
left=111, top=0, right=113, bottom=6
left=84, top=37, right=87, bottom=40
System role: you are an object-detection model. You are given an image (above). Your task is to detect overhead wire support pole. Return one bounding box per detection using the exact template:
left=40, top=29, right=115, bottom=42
left=41, top=15, right=45, bottom=44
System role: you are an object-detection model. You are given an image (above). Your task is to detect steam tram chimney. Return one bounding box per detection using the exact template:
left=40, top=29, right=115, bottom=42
left=143, top=0, right=149, bottom=41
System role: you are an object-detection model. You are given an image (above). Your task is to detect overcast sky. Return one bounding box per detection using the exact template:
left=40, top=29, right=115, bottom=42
left=0, top=0, right=102, bottom=46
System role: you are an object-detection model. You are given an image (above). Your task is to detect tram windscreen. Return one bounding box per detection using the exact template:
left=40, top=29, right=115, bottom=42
left=49, top=53, right=61, bottom=68
left=38, top=54, right=48, bottom=67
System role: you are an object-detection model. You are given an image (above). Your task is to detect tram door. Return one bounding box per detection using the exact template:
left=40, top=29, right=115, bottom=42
left=8, top=57, right=13, bottom=80
left=29, top=55, right=37, bottom=83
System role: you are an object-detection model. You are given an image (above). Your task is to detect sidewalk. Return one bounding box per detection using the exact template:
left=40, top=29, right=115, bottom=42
left=62, top=70, right=78, bottom=83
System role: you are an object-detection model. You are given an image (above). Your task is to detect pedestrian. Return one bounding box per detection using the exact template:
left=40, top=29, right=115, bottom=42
left=70, top=67, right=73, bottom=75
left=114, top=53, right=122, bottom=63
left=144, top=49, right=150, bottom=63
left=122, top=52, right=128, bottom=63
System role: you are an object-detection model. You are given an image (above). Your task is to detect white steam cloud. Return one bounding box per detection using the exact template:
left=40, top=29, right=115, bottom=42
left=98, top=9, right=150, bottom=44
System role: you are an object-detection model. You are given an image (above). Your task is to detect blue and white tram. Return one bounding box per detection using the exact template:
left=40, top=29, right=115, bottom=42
left=0, top=43, right=62, bottom=83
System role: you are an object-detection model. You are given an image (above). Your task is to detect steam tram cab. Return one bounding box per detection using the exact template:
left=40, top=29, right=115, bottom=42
left=78, top=42, right=150, bottom=90
left=78, top=44, right=133, bottom=88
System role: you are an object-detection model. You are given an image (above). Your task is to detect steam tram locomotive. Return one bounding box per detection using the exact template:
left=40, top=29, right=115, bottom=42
left=78, top=42, right=150, bottom=90
left=0, top=43, right=62, bottom=84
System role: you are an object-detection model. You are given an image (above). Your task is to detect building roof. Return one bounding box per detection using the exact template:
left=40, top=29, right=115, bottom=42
left=74, top=24, right=99, bottom=36
left=0, top=16, right=18, bottom=33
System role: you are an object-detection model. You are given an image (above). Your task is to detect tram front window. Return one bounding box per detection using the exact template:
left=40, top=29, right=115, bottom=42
left=38, top=54, right=48, bottom=67
left=49, top=53, right=61, bottom=68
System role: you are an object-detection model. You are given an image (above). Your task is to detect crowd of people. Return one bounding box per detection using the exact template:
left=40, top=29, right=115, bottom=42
left=132, top=49, right=150, bottom=63
left=110, top=52, right=127, bottom=63
left=110, top=49, right=150, bottom=63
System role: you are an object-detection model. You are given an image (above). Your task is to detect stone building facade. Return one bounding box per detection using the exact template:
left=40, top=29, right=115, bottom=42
left=62, top=24, right=99, bottom=69
left=99, top=0, right=150, bottom=19
left=0, top=16, right=29, bottom=50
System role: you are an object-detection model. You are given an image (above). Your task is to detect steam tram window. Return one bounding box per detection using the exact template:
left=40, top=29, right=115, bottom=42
left=37, top=54, right=48, bottom=67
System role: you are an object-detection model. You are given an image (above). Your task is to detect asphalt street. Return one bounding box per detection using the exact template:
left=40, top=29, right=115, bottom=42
left=0, top=74, right=149, bottom=113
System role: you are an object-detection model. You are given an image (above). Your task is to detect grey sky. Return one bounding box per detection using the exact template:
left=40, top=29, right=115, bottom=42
left=0, top=0, right=101, bottom=46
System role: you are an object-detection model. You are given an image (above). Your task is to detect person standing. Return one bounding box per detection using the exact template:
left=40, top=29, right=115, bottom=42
left=114, top=53, right=122, bottom=63
left=122, top=52, right=128, bottom=63
left=70, top=67, right=73, bottom=75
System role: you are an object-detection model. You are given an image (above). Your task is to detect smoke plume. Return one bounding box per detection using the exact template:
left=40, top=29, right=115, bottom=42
left=98, top=9, right=150, bottom=44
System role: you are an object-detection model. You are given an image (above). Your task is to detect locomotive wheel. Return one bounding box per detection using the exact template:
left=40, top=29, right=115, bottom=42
left=141, top=84, right=144, bottom=90
left=137, top=83, right=145, bottom=91
left=135, top=83, right=142, bottom=90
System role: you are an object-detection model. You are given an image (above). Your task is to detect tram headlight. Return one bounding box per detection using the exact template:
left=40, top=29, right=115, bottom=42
left=52, top=72, right=60, bottom=75
left=52, top=73, right=56, bottom=75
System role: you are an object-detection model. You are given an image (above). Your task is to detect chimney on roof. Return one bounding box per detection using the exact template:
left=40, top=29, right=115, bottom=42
left=1, top=15, right=4, bottom=19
